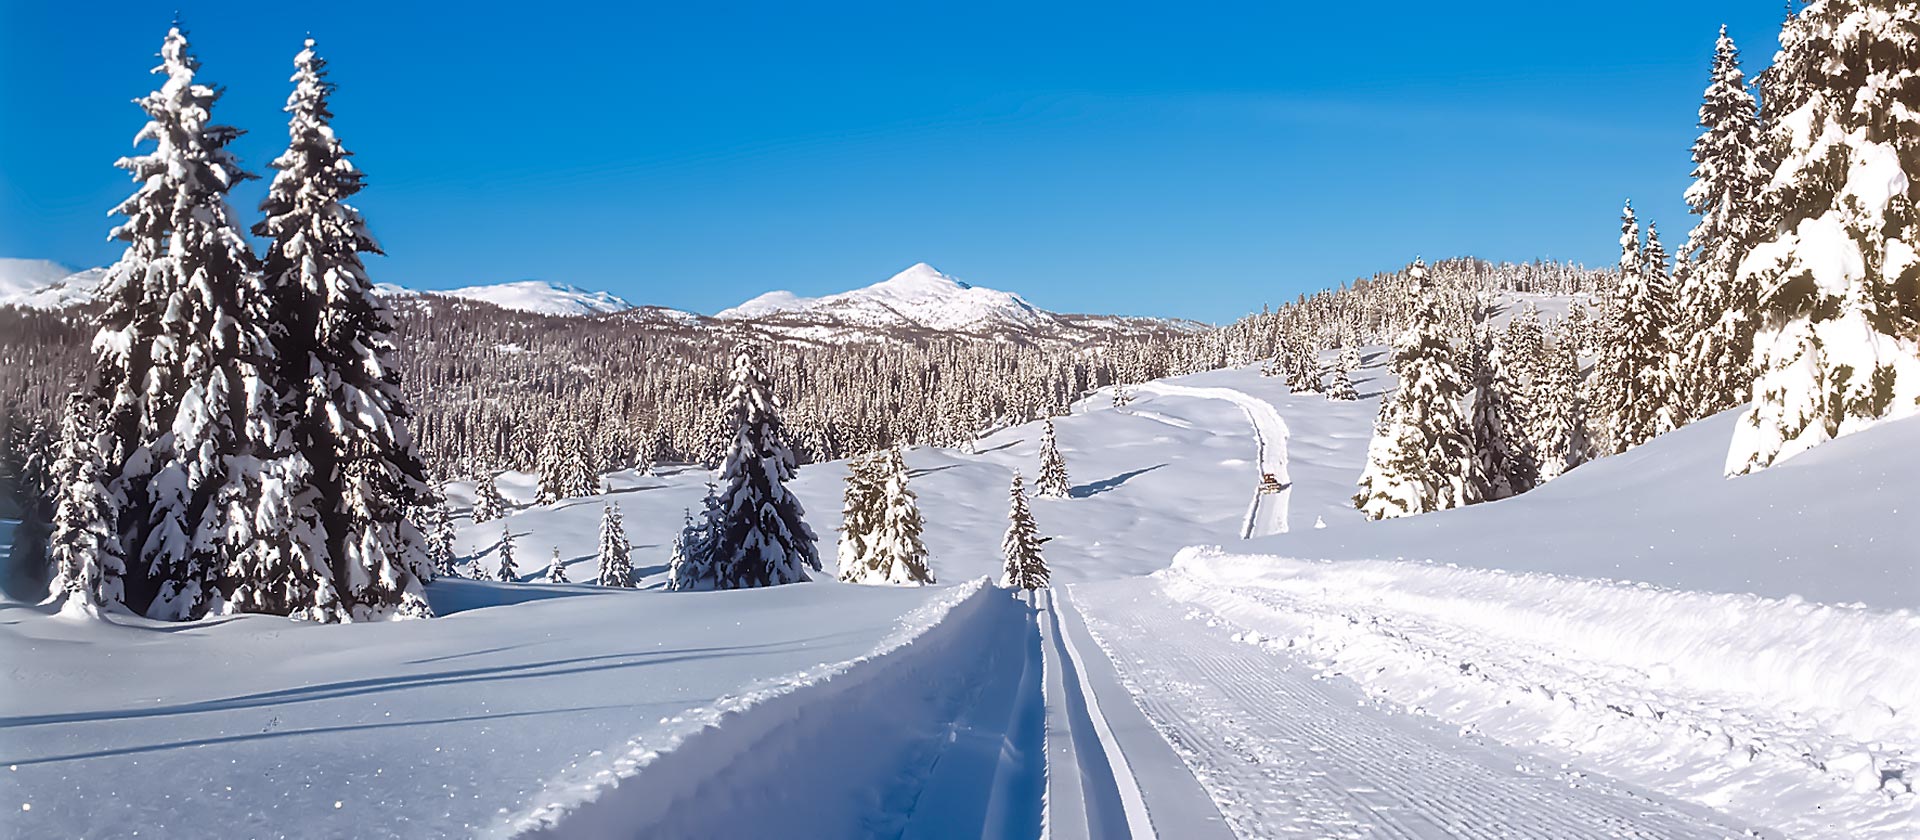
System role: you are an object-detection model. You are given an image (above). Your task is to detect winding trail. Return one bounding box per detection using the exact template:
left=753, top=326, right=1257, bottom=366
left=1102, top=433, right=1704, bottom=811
left=1135, top=383, right=1292, bottom=538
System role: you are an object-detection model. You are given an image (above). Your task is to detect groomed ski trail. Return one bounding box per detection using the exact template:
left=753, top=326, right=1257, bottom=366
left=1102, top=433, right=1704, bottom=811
left=1134, top=383, right=1291, bottom=538
left=1069, top=578, right=1764, bottom=840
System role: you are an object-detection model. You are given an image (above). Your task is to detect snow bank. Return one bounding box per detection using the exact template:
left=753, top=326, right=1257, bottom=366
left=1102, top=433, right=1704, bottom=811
left=1160, top=548, right=1919, bottom=838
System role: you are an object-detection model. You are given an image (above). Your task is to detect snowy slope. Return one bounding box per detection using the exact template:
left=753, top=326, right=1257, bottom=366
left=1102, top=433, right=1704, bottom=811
left=3, top=349, right=1912, bottom=838
left=0, top=259, right=107, bottom=309
left=417, top=280, right=638, bottom=317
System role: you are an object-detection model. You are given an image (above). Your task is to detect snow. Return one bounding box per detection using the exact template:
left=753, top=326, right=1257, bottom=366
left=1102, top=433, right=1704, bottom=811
left=0, top=260, right=108, bottom=309
left=3, top=344, right=1911, bottom=837
left=715, top=262, right=1056, bottom=334
left=418, top=280, right=637, bottom=317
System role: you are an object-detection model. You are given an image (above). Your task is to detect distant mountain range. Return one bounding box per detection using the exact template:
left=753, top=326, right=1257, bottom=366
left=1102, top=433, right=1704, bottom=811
left=0, top=258, right=1199, bottom=343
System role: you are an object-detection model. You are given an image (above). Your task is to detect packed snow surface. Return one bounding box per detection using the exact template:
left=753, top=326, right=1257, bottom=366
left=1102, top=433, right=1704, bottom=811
left=4, top=341, right=1913, bottom=838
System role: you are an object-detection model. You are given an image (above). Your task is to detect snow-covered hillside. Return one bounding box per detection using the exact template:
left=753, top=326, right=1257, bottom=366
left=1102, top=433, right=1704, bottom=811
left=413, top=279, right=639, bottom=317
left=5, top=345, right=1911, bottom=838
left=0, top=259, right=106, bottom=309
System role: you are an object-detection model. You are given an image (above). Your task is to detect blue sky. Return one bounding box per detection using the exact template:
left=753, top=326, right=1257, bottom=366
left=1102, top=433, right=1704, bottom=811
left=0, top=2, right=1784, bottom=322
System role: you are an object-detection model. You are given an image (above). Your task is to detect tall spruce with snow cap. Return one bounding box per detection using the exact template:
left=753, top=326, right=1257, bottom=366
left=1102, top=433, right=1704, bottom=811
left=1676, top=26, right=1769, bottom=422
left=596, top=502, right=634, bottom=587
left=256, top=37, right=434, bottom=620
left=87, top=25, right=319, bottom=620
left=495, top=525, right=519, bottom=582
left=843, top=448, right=933, bottom=585
left=1001, top=472, right=1049, bottom=592
left=1468, top=328, right=1538, bottom=500
left=1034, top=417, right=1071, bottom=498
left=43, top=395, right=124, bottom=615
left=1728, top=0, right=1920, bottom=475
left=1353, top=261, right=1478, bottom=520
left=472, top=468, right=504, bottom=523
left=708, top=342, right=819, bottom=588
left=835, top=450, right=885, bottom=582
left=1597, top=206, right=1679, bottom=453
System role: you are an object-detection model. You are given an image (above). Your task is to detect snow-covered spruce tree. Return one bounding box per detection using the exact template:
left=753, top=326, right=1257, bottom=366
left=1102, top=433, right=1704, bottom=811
left=596, top=502, right=634, bottom=588
left=90, top=25, right=322, bottom=620
left=533, top=423, right=570, bottom=505
left=1595, top=204, right=1679, bottom=453
left=1728, top=0, right=1920, bottom=475
left=1533, top=325, right=1593, bottom=481
left=422, top=501, right=459, bottom=579
left=1001, top=472, right=1049, bottom=593
left=1326, top=364, right=1359, bottom=401
left=42, top=394, right=124, bottom=615
left=1338, top=345, right=1362, bottom=373
left=834, top=450, right=885, bottom=582
left=1468, top=328, right=1538, bottom=501
left=255, top=38, right=434, bottom=620
left=495, top=525, right=519, bottom=582
left=666, top=484, right=726, bottom=591
left=708, top=343, right=819, bottom=588
left=1675, top=26, right=1769, bottom=422
left=1353, top=261, right=1478, bottom=520
left=472, top=467, right=504, bottom=523
left=843, top=449, right=933, bottom=585
left=545, top=548, right=568, bottom=583
left=1034, top=418, right=1071, bottom=498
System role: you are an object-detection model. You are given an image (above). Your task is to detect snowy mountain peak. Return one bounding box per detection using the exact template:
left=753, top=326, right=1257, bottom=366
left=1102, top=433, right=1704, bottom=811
left=715, top=262, right=1051, bottom=334
left=0, top=259, right=109, bottom=310
left=425, top=280, right=637, bottom=317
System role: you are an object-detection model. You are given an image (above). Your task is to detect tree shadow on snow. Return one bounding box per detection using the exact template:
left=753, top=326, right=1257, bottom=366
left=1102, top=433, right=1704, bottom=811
left=1069, top=464, right=1166, bottom=499
left=972, top=439, right=1023, bottom=455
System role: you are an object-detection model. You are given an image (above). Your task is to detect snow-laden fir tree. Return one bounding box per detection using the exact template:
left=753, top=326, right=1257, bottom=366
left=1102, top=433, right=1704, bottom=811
left=255, top=37, right=435, bottom=620
left=835, top=450, right=885, bottom=581
left=840, top=448, right=933, bottom=585
left=706, top=342, right=819, bottom=588
left=495, top=525, right=519, bottom=582
left=84, top=25, right=321, bottom=620
left=596, top=502, right=634, bottom=588
left=422, top=501, right=459, bottom=579
left=1001, top=472, right=1050, bottom=593
left=545, top=548, right=568, bottom=583
left=1353, top=260, right=1478, bottom=520
left=1728, top=0, right=1920, bottom=475
left=1467, top=328, right=1538, bottom=500
left=1595, top=204, right=1679, bottom=453
left=42, top=395, right=124, bottom=615
left=1034, top=417, right=1072, bottom=498
left=1533, top=325, right=1592, bottom=481
left=1674, top=26, right=1769, bottom=423
left=666, top=485, right=724, bottom=591
left=1326, top=364, right=1359, bottom=401
left=472, top=467, right=504, bottom=523
left=1338, top=345, right=1362, bottom=373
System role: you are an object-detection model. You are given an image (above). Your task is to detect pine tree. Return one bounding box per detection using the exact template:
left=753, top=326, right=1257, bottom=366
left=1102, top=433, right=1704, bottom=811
left=1468, top=328, right=1539, bottom=500
left=666, top=485, right=725, bottom=591
left=422, top=501, right=459, bottom=579
left=533, top=423, right=570, bottom=505
left=255, top=37, right=434, bottom=621
left=1034, top=418, right=1072, bottom=498
left=706, top=342, right=819, bottom=588
left=1338, top=345, right=1362, bottom=373
left=1326, top=364, right=1359, bottom=401
left=42, top=395, right=124, bottom=615
left=88, top=25, right=320, bottom=620
left=1729, top=0, right=1920, bottom=475
left=842, top=448, right=934, bottom=585
left=1354, top=261, right=1478, bottom=520
left=835, top=451, right=885, bottom=582
left=495, top=525, right=519, bottom=582
left=472, top=468, right=504, bottom=523
left=1533, top=326, right=1593, bottom=481
left=1000, top=472, right=1049, bottom=592
left=545, top=547, right=569, bottom=583
left=1674, top=26, right=1769, bottom=422
left=596, top=502, right=634, bottom=588
left=1596, top=204, right=1679, bottom=453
